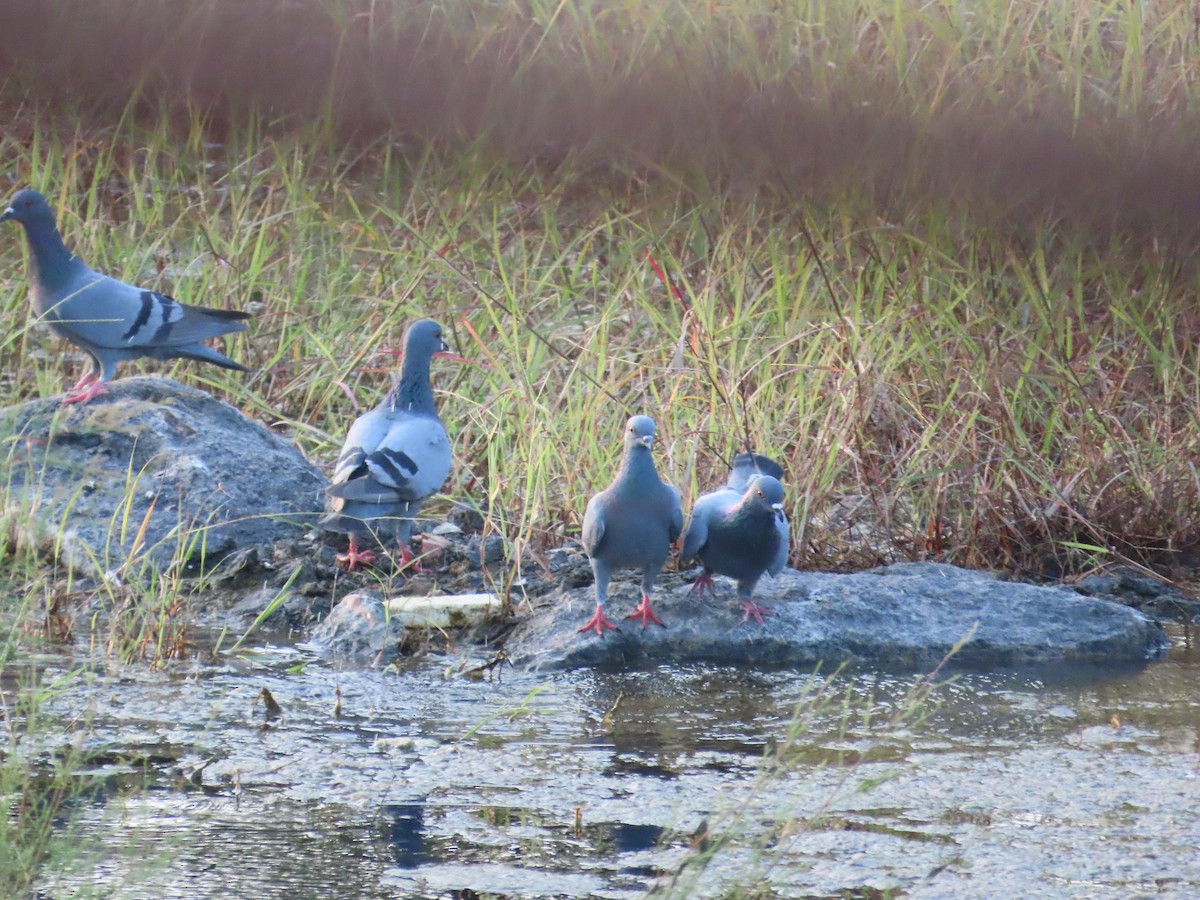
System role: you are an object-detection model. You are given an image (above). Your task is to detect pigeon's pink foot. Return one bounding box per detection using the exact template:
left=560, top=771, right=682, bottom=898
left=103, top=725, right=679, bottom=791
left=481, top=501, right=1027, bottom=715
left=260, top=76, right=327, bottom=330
left=741, top=599, right=776, bottom=626
left=62, top=375, right=107, bottom=405
left=689, top=571, right=716, bottom=596
left=578, top=602, right=619, bottom=637
left=397, top=543, right=429, bottom=574
left=626, top=594, right=666, bottom=629
left=336, top=536, right=377, bottom=571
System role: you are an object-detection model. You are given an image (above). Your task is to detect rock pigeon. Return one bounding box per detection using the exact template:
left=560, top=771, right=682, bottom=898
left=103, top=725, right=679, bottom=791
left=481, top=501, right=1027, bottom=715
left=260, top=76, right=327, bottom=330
left=682, top=466, right=789, bottom=625
left=0, top=188, right=250, bottom=404
left=579, top=415, right=684, bottom=635
left=320, top=319, right=465, bottom=572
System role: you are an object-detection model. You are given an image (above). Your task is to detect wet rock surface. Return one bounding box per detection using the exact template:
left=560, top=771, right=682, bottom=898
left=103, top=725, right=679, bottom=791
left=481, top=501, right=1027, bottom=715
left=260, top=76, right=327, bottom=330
left=0, top=376, right=325, bottom=575
left=226, top=535, right=1182, bottom=671
left=506, top=562, right=1171, bottom=671
left=305, top=589, right=396, bottom=665
left=1070, top=567, right=1200, bottom=621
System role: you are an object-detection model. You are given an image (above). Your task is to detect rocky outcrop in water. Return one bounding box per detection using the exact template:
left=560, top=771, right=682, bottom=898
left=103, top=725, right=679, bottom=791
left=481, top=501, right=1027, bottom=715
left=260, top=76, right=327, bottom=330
left=505, top=562, right=1171, bottom=671
left=0, top=376, right=326, bottom=576
left=1071, top=567, right=1200, bottom=621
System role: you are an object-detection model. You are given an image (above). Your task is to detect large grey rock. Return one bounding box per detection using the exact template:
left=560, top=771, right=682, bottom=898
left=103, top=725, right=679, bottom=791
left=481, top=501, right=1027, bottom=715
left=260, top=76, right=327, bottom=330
left=0, top=376, right=326, bottom=576
left=507, top=562, right=1170, bottom=670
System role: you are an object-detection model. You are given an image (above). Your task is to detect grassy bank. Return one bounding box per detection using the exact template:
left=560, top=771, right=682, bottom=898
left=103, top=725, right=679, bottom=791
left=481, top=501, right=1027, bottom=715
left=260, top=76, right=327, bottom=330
left=0, top=0, right=1198, bottom=584
left=2, top=112, right=1197, bottom=584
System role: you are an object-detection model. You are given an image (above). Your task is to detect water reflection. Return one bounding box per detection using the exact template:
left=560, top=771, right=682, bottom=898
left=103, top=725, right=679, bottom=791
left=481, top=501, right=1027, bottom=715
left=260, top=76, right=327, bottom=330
left=381, top=803, right=427, bottom=869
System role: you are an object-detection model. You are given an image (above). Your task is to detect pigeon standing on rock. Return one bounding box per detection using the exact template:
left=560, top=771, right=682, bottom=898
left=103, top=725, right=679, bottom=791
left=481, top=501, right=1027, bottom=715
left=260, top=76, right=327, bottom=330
left=0, top=189, right=250, bottom=404
left=579, top=415, right=684, bottom=636
left=682, top=464, right=789, bottom=625
left=321, top=319, right=466, bottom=572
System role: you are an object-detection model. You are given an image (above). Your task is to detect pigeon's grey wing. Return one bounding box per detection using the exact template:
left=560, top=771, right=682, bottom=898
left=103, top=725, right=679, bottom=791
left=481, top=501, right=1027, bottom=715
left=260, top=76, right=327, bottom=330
left=681, top=494, right=717, bottom=561
left=768, top=511, right=790, bottom=576
left=330, top=407, right=394, bottom=487
left=361, top=415, right=452, bottom=503
left=581, top=493, right=606, bottom=557
left=667, top=485, right=684, bottom=544
left=48, top=274, right=247, bottom=350
left=327, top=412, right=449, bottom=505
left=324, top=475, right=399, bottom=504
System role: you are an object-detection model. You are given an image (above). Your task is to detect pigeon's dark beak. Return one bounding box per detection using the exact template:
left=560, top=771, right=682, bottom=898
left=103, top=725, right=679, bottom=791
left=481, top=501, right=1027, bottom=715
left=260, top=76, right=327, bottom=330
left=0, top=207, right=13, bottom=223
left=637, top=435, right=655, bottom=450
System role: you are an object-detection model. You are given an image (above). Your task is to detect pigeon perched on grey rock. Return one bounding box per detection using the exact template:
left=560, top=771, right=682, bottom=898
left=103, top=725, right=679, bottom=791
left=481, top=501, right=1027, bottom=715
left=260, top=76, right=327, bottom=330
left=579, top=415, right=684, bottom=635
left=1, top=189, right=250, bottom=404
left=682, top=466, right=789, bottom=625
left=321, top=319, right=465, bottom=571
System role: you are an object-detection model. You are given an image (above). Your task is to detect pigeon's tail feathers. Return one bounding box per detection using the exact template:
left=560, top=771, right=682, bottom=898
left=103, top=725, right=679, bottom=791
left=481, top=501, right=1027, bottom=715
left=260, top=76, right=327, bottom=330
left=745, top=453, right=784, bottom=479
left=163, top=305, right=251, bottom=345
left=317, top=510, right=353, bottom=533
left=322, top=492, right=421, bottom=538
left=326, top=477, right=405, bottom=505
left=194, top=306, right=252, bottom=322
left=165, top=342, right=250, bottom=372
left=728, top=453, right=784, bottom=490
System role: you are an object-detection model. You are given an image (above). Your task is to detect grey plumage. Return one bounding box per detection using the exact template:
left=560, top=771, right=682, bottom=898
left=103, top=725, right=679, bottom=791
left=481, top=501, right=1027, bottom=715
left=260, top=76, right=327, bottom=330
left=683, top=452, right=785, bottom=536
left=682, top=465, right=789, bottom=625
left=725, top=452, right=785, bottom=492
left=320, top=319, right=454, bottom=571
left=1, top=189, right=249, bottom=403
left=579, top=415, right=684, bottom=635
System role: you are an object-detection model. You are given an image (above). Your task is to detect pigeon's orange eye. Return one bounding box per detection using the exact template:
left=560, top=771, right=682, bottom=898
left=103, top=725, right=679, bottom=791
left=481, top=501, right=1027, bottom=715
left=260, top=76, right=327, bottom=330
left=757, top=490, right=764, bottom=497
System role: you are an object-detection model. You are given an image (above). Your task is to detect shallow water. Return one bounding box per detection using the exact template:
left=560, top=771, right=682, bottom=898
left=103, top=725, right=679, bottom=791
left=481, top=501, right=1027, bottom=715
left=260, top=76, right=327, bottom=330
left=26, top=625, right=1200, bottom=899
